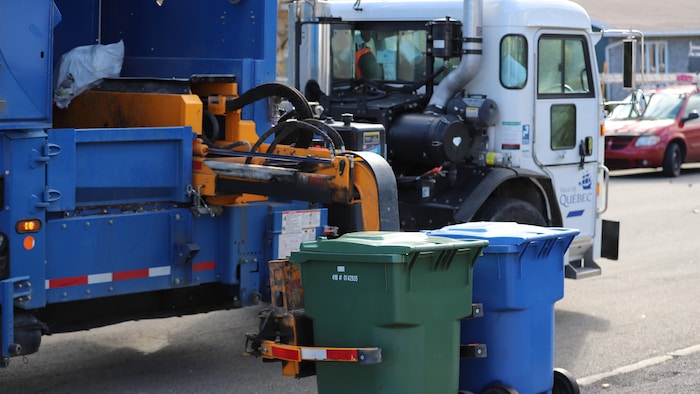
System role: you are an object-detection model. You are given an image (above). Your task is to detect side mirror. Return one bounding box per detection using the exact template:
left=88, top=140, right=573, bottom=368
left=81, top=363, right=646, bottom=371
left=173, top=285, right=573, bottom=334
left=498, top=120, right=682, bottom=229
left=632, top=89, right=646, bottom=116
left=622, top=39, right=636, bottom=90
left=681, top=111, right=699, bottom=126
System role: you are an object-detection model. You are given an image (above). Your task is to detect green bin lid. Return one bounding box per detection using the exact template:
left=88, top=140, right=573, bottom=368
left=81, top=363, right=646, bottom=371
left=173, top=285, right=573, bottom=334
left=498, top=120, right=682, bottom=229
left=289, top=231, right=488, bottom=264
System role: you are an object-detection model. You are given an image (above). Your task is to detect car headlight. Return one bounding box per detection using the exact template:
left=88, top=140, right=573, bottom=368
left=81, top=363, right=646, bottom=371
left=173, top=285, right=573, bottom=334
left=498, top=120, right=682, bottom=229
left=634, top=135, right=661, bottom=147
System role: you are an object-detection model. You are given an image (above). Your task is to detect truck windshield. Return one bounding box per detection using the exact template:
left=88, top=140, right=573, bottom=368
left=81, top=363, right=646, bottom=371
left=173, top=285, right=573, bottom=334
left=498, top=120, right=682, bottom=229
left=331, top=26, right=458, bottom=84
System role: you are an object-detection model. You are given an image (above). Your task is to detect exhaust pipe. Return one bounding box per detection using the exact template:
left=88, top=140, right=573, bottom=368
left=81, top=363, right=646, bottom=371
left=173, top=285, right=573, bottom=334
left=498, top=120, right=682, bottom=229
left=427, top=0, right=483, bottom=112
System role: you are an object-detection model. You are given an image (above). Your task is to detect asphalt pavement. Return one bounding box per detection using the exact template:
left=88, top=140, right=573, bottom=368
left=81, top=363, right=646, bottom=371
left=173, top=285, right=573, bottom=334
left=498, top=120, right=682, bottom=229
left=578, top=345, right=700, bottom=393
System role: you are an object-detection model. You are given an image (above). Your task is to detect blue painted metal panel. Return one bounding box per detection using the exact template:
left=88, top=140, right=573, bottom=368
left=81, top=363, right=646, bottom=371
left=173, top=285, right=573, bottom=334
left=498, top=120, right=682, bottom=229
left=46, top=126, right=193, bottom=210
left=1, top=277, right=31, bottom=360
left=52, top=0, right=100, bottom=65
left=0, top=131, right=49, bottom=309
left=218, top=204, right=271, bottom=305
left=0, top=1, right=60, bottom=130
left=190, top=201, right=328, bottom=306
left=44, top=208, right=193, bottom=303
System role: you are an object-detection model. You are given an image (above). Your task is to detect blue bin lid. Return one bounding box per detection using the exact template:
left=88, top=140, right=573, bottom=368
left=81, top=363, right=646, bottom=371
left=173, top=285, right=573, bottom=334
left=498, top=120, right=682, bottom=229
left=426, top=222, right=579, bottom=253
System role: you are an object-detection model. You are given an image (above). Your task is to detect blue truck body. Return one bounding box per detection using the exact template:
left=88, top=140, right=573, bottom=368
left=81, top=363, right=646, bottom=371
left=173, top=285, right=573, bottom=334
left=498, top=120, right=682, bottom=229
left=0, top=0, right=340, bottom=365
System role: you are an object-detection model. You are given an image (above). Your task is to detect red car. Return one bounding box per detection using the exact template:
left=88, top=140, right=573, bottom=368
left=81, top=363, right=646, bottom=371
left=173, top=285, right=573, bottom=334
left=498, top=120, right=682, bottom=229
left=605, top=84, right=700, bottom=177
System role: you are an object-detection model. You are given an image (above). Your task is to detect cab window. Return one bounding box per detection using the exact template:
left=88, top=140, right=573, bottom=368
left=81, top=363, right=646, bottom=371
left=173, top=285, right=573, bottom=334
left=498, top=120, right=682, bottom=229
left=551, top=104, right=577, bottom=150
left=537, top=35, right=594, bottom=97
left=332, top=27, right=428, bottom=82
left=501, top=35, right=527, bottom=89
left=330, top=24, right=460, bottom=84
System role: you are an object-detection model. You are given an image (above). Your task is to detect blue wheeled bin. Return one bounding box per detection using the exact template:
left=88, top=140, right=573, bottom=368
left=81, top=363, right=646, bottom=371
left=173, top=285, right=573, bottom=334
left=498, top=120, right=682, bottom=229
left=428, top=222, right=579, bottom=394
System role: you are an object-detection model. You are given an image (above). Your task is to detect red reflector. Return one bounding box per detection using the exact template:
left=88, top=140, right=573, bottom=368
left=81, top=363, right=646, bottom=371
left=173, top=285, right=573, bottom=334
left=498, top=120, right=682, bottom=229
left=193, top=261, right=216, bottom=272
left=50, top=276, right=88, bottom=288
left=271, top=346, right=301, bottom=362
left=326, top=349, right=358, bottom=361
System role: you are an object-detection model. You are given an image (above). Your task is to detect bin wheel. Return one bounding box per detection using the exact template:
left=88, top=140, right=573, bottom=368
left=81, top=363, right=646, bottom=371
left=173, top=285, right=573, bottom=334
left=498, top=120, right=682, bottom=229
left=553, top=368, right=580, bottom=394
left=480, top=384, right=518, bottom=394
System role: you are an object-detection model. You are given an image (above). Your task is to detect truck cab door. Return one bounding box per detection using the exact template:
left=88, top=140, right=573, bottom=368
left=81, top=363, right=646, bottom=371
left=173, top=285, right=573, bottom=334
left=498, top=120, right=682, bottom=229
left=533, top=33, right=601, bottom=259
left=534, top=33, right=599, bottom=167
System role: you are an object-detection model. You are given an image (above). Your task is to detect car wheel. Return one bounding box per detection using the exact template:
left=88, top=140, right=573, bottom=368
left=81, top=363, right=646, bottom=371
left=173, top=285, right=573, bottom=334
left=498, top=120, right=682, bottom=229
left=662, top=142, right=682, bottom=177
left=474, top=197, right=547, bottom=226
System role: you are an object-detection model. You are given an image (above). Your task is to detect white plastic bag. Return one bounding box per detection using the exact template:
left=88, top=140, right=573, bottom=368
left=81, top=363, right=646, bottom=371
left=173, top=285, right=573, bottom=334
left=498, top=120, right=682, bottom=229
left=54, top=40, right=124, bottom=108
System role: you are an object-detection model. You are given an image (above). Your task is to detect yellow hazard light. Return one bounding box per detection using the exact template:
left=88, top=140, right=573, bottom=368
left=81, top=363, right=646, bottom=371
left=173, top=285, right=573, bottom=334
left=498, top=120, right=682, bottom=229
left=16, top=219, right=42, bottom=234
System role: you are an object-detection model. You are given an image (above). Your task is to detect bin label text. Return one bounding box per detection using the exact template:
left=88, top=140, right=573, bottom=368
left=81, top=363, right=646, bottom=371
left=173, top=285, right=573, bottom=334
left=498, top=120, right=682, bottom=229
left=332, top=266, right=358, bottom=282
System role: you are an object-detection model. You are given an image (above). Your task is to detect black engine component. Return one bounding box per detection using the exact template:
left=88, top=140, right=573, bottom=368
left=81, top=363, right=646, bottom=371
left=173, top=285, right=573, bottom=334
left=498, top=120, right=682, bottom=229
left=0, top=311, right=47, bottom=357
left=446, top=95, right=499, bottom=127
left=389, top=112, right=470, bottom=166
left=427, top=17, right=463, bottom=59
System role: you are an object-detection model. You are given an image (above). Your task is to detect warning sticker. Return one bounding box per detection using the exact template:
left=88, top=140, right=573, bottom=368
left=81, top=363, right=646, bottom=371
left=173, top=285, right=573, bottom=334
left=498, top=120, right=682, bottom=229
left=278, top=210, right=323, bottom=258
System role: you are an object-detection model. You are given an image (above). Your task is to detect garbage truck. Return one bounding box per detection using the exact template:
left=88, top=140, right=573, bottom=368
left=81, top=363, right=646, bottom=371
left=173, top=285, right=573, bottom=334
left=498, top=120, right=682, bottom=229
left=0, top=0, right=400, bottom=367
left=286, top=0, right=620, bottom=279
left=0, top=0, right=617, bottom=375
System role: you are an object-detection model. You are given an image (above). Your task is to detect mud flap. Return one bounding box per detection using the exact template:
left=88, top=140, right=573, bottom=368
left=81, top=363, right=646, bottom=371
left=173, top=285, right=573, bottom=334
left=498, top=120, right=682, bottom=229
left=601, top=219, right=620, bottom=260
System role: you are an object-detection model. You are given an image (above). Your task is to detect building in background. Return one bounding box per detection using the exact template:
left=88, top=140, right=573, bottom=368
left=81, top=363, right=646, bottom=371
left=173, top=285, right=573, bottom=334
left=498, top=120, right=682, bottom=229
left=277, top=0, right=292, bottom=81
left=573, top=0, right=700, bottom=100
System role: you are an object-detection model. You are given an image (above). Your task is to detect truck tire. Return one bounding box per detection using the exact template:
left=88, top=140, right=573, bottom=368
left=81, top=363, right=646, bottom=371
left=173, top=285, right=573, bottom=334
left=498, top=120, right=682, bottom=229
left=662, top=142, right=682, bottom=177
left=475, top=197, right=546, bottom=226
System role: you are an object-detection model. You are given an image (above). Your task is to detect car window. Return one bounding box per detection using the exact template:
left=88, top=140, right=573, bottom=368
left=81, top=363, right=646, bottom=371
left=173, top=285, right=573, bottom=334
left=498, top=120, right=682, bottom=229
left=607, top=94, right=635, bottom=120
left=607, top=93, right=654, bottom=120
left=608, top=103, right=636, bottom=119
left=642, top=93, right=685, bottom=120
left=682, top=93, right=700, bottom=118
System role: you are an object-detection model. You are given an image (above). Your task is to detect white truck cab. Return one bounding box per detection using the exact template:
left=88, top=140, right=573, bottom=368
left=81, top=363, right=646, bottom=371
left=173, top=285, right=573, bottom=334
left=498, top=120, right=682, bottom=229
left=288, top=0, right=619, bottom=278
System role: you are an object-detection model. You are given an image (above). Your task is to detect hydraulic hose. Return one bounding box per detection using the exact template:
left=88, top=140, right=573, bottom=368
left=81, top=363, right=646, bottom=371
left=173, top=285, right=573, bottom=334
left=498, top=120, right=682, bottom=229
left=225, top=82, right=314, bottom=120
left=246, top=119, right=337, bottom=164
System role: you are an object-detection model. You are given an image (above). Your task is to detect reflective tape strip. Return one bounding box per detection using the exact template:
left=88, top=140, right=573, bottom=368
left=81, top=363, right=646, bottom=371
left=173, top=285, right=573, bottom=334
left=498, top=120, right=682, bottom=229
left=262, top=341, right=381, bottom=364
left=271, top=345, right=301, bottom=362
left=114, top=269, right=149, bottom=281
left=326, top=349, right=359, bottom=362
left=46, top=276, right=88, bottom=289
left=45, top=265, right=172, bottom=289
left=149, top=266, right=172, bottom=277
left=300, top=348, right=327, bottom=360
left=88, top=273, right=113, bottom=284
left=300, top=348, right=359, bottom=361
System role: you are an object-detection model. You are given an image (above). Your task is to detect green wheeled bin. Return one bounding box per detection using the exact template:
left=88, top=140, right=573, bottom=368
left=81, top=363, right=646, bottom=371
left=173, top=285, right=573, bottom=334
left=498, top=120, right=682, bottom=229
left=288, top=231, right=488, bottom=394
